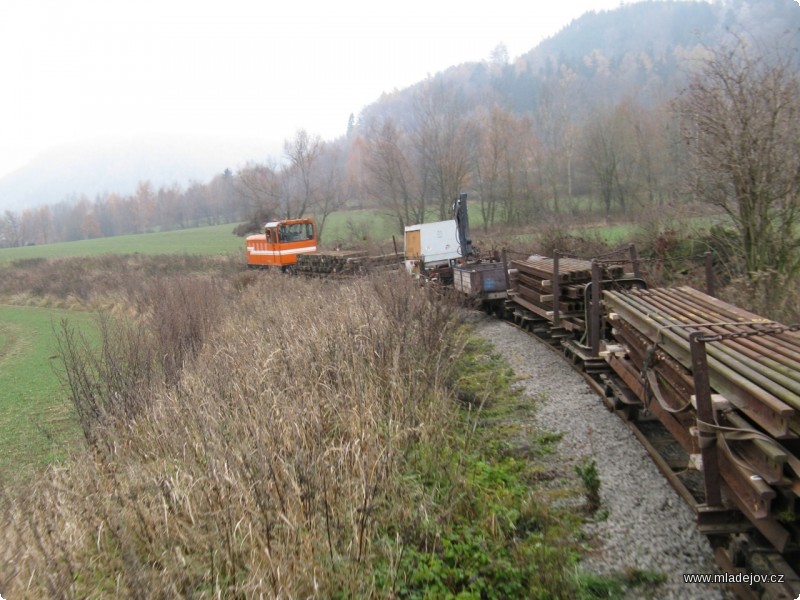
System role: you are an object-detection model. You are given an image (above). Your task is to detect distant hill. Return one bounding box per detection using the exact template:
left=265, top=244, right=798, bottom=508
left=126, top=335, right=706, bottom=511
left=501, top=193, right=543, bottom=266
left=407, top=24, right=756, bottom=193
left=517, top=0, right=799, bottom=105
left=0, top=135, right=281, bottom=213
left=3, top=0, right=798, bottom=216
left=359, top=0, right=800, bottom=124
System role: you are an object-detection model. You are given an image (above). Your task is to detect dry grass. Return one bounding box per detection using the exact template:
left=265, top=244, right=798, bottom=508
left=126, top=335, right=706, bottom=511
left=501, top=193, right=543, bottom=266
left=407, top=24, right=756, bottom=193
left=718, top=270, right=800, bottom=324
left=1, top=272, right=466, bottom=598
left=0, top=254, right=242, bottom=312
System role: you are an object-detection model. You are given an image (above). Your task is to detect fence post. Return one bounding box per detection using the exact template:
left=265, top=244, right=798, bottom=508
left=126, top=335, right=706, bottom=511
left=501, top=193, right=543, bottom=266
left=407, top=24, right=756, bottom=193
left=689, top=331, right=722, bottom=507
left=590, top=260, right=602, bottom=357
left=629, top=243, right=641, bottom=279
left=553, top=251, right=560, bottom=327
left=501, top=249, right=510, bottom=291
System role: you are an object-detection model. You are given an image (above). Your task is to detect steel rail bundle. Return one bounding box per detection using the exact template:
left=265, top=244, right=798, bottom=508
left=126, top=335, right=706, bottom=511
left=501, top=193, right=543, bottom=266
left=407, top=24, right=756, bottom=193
left=509, top=256, right=624, bottom=327
left=506, top=249, right=646, bottom=372
left=295, top=251, right=401, bottom=276
left=599, top=286, right=800, bottom=597
left=602, top=289, right=800, bottom=537
left=474, top=249, right=800, bottom=597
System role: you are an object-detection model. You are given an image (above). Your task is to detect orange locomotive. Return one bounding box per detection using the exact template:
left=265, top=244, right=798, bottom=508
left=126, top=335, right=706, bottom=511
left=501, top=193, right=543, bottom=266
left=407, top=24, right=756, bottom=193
left=245, top=218, right=317, bottom=272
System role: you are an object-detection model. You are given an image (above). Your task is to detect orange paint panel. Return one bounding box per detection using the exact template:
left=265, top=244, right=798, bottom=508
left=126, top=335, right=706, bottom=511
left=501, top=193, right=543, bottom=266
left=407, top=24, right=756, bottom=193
left=245, top=219, right=318, bottom=269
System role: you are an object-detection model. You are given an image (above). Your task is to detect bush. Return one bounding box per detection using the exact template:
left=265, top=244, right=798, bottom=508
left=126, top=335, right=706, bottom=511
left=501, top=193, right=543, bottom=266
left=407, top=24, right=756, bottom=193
left=54, top=274, right=230, bottom=447
left=0, top=254, right=241, bottom=310
left=2, top=272, right=598, bottom=598
left=1, top=272, right=465, bottom=598
left=575, top=458, right=601, bottom=514
left=719, top=270, right=800, bottom=324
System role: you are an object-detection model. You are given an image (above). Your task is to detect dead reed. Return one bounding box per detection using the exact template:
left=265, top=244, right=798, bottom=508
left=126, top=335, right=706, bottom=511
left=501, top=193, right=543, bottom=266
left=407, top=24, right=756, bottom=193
left=0, top=254, right=241, bottom=311
left=1, top=271, right=465, bottom=598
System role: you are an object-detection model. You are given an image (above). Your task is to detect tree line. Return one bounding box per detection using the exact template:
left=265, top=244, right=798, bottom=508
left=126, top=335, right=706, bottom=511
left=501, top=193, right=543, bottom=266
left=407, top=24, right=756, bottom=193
left=356, top=34, right=800, bottom=285
left=0, top=174, right=238, bottom=248
left=2, top=35, right=799, bottom=289
left=0, top=130, right=352, bottom=248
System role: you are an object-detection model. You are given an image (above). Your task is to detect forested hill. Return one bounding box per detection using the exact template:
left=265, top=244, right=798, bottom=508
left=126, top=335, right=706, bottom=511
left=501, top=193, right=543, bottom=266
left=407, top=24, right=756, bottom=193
left=361, top=0, right=800, bottom=123
left=3, top=0, right=799, bottom=245
left=519, top=0, right=799, bottom=104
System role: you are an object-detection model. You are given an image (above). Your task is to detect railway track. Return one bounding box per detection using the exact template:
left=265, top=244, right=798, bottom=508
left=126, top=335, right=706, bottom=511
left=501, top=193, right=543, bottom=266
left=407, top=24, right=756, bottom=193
left=292, top=241, right=800, bottom=596
left=470, top=249, right=800, bottom=599
left=498, top=307, right=799, bottom=599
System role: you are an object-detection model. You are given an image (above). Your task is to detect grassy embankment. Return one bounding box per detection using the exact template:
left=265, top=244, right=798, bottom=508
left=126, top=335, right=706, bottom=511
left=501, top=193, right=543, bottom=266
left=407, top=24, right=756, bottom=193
left=0, top=206, right=411, bottom=477
left=0, top=263, right=653, bottom=598
left=0, top=205, right=716, bottom=481
left=0, top=252, right=240, bottom=479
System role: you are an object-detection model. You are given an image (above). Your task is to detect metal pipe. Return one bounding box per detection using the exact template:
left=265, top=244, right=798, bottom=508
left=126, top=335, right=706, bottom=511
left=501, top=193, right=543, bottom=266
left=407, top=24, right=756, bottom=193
left=679, top=286, right=800, bottom=351
left=624, top=294, right=800, bottom=409
left=501, top=249, right=510, bottom=292
left=660, top=288, right=800, bottom=364
left=590, top=260, right=601, bottom=357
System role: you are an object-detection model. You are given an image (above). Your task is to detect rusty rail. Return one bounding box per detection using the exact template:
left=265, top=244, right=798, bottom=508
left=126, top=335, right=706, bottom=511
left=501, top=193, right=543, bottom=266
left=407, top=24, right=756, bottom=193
left=508, top=255, right=625, bottom=334
left=603, top=286, right=800, bottom=553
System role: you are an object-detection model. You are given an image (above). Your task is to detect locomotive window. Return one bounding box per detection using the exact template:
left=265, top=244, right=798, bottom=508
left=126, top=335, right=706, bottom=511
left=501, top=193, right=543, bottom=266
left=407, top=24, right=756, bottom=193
left=279, top=223, right=314, bottom=242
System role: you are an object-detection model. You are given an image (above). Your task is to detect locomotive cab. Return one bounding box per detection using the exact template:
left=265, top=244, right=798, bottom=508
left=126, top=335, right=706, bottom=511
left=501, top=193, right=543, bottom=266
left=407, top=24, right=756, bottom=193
left=245, top=218, right=317, bottom=270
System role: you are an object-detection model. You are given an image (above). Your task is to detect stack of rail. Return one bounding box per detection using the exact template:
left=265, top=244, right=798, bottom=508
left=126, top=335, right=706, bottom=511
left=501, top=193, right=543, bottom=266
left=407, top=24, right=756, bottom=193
left=603, top=286, right=800, bottom=552
left=296, top=251, right=401, bottom=276
left=509, top=256, right=624, bottom=332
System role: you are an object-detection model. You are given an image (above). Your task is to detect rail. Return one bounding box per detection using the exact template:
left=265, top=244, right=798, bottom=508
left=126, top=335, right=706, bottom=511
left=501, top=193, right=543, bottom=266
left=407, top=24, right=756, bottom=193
left=480, top=252, right=800, bottom=597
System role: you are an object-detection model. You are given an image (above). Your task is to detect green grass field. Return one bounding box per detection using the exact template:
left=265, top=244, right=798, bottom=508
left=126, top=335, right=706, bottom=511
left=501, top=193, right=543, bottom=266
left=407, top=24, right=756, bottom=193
left=0, top=209, right=406, bottom=264
left=0, top=305, right=95, bottom=479
left=317, top=208, right=400, bottom=246
left=0, top=205, right=657, bottom=266
left=0, top=223, right=245, bottom=263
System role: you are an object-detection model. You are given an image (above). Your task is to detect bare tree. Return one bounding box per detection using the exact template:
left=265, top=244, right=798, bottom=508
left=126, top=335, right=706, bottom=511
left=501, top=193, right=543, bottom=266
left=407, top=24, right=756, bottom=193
left=283, top=129, right=322, bottom=219
left=207, top=170, right=238, bottom=224
left=537, top=68, right=579, bottom=212
left=133, top=181, right=156, bottom=233
left=182, top=182, right=209, bottom=226
left=583, top=102, right=641, bottom=217
left=0, top=210, right=22, bottom=247
left=234, top=162, right=283, bottom=232
left=632, top=105, right=672, bottom=207
left=583, top=106, right=622, bottom=217
left=362, top=116, right=427, bottom=231
left=156, top=184, right=186, bottom=230
left=237, top=164, right=279, bottom=204
left=675, top=37, right=800, bottom=278
left=21, top=206, right=53, bottom=245
left=473, top=106, right=538, bottom=229
left=412, top=79, right=475, bottom=220
left=310, top=142, right=347, bottom=242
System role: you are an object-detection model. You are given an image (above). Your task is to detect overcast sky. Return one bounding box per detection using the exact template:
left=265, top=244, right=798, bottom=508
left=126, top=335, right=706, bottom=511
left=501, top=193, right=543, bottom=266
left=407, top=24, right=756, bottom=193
left=0, top=0, right=652, bottom=180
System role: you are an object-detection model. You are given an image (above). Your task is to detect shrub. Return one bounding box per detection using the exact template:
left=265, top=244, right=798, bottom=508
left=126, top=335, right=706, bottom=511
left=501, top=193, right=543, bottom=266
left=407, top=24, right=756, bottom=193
left=0, top=254, right=240, bottom=310
left=2, top=272, right=465, bottom=598
left=54, top=274, right=230, bottom=447
left=2, top=272, right=599, bottom=598
left=575, top=457, right=601, bottom=514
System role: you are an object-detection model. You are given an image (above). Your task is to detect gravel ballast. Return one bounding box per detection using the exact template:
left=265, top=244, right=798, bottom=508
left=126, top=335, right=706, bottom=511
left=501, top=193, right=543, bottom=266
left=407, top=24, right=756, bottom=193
left=473, top=314, right=732, bottom=600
